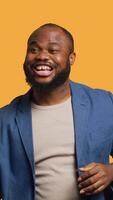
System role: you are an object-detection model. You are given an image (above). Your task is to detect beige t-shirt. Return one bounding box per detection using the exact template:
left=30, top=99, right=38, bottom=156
left=31, top=97, right=80, bottom=200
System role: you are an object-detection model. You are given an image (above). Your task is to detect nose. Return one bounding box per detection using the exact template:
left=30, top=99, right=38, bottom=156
left=35, top=50, right=49, bottom=61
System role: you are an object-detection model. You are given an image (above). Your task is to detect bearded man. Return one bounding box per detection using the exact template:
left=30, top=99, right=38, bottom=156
left=0, top=23, right=113, bottom=200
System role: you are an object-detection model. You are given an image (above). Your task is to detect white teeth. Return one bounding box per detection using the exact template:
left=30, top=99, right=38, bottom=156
left=38, top=66, right=42, bottom=70
left=36, top=65, right=51, bottom=71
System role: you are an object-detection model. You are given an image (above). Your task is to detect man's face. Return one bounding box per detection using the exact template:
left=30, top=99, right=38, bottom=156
left=24, top=26, right=75, bottom=92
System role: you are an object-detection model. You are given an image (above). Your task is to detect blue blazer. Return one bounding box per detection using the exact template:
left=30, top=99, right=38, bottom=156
left=0, top=81, right=113, bottom=200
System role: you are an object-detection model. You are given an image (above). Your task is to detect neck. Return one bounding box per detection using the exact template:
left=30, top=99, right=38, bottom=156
left=32, top=80, right=71, bottom=106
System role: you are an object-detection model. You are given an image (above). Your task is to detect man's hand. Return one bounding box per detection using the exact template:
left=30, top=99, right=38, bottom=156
left=78, top=162, right=113, bottom=195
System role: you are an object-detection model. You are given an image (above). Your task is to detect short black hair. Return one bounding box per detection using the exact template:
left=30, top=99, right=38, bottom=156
left=28, top=23, right=74, bottom=53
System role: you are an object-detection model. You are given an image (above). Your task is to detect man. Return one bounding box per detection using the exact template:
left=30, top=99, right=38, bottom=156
left=0, top=23, right=113, bottom=200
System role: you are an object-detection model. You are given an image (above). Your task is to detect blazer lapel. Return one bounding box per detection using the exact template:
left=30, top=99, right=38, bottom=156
left=70, top=81, right=92, bottom=171
left=15, top=91, right=35, bottom=177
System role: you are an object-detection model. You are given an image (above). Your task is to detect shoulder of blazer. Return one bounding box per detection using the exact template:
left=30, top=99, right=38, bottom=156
left=0, top=89, right=31, bottom=120
left=69, top=80, right=113, bottom=106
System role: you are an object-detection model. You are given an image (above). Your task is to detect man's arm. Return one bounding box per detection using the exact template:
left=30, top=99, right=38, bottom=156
left=78, top=162, right=113, bottom=195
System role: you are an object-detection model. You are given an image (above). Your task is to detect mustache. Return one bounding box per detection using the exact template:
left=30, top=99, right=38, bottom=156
left=31, top=61, right=57, bottom=69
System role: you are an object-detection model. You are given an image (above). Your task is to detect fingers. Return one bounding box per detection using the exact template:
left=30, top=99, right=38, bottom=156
left=80, top=184, right=105, bottom=195
left=78, top=162, right=112, bottom=195
left=79, top=178, right=106, bottom=195
left=78, top=163, right=105, bottom=182
left=79, top=162, right=97, bottom=172
left=78, top=168, right=106, bottom=195
left=78, top=170, right=105, bottom=189
left=78, top=164, right=99, bottom=182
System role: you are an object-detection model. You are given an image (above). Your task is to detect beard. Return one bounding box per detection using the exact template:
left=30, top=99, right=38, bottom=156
left=23, top=62, right=71, bottom=93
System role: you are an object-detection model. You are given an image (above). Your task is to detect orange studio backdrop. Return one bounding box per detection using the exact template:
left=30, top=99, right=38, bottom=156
left=0, top=0, right=113, bottom=161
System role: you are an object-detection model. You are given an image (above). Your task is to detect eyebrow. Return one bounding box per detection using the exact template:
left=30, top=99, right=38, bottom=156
left=28, top=40, right=60, bottom=46
left=28, top=41, right=37, bottom=46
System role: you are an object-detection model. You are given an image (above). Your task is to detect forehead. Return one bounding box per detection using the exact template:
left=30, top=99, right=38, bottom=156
left=28, top=27, right=70, bottom=47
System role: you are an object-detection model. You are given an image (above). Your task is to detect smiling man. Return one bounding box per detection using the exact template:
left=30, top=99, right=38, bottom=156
left=0, top=23, right=113, bottom=200
left=24, top=24, right=74, bottom=98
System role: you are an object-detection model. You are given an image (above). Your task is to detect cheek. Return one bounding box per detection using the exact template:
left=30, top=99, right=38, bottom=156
left=24, top=56, right=35, bottom=70
left=55, top=55, right=69, bottom=68
left=26, top=53, right=35, bottom=62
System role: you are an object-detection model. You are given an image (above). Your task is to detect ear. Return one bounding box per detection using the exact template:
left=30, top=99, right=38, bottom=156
left=69, top=52, right=76, bottom=65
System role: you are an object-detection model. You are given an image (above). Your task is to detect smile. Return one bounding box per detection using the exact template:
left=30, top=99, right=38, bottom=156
left=33, top=65, right=54, bottom=77
left=35, top=65, right=52, bottom=71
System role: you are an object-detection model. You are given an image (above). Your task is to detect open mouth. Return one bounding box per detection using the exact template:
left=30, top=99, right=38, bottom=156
left=35, top=65, right=53, bottom=71
left=33, top=65, right=54, bottom=77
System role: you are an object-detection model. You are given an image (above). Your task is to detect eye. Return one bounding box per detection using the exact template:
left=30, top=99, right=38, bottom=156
left=29, top=46, right=39, bottom=54
left=49, top=48, right=60, bottom=54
